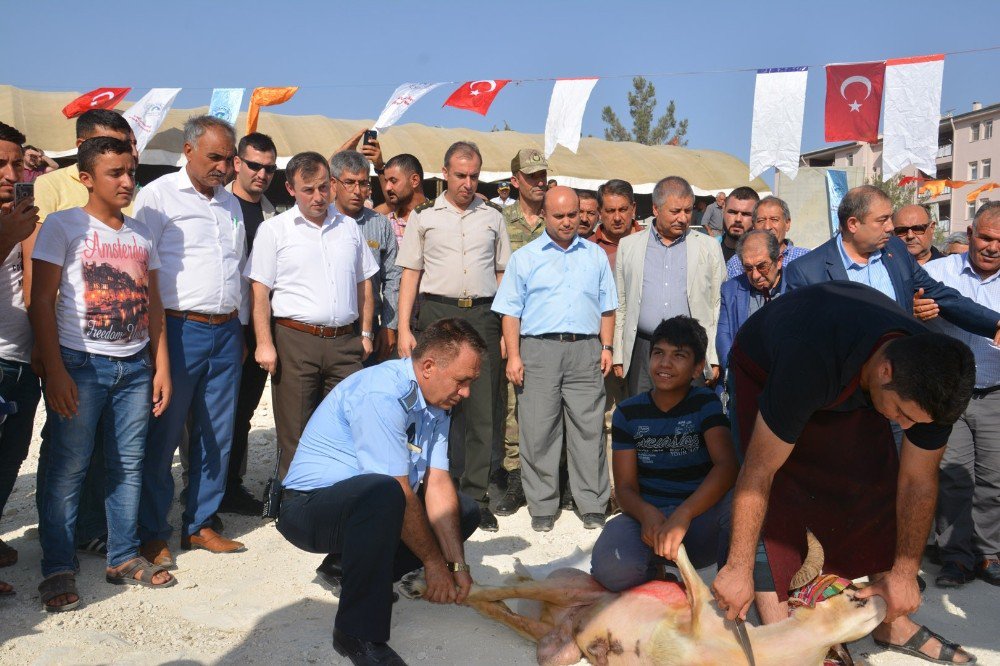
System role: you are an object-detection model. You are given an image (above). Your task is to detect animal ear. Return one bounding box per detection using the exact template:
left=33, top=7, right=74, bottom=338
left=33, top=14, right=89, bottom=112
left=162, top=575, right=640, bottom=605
left=675, top=544, right=712, bottom=637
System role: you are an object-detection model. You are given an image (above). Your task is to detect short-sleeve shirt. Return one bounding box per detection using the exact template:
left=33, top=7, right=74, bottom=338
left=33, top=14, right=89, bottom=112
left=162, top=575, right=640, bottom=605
left=282, top=358, right=450, bottom=492
left=612, top=387, right=729, bottom=509
left=396, top=194, right=511, bottom=299
left=32, top=208, right=160, bottom=357
left=0, top=246, right=31, bottom=363
left=733, top=281, right=951, bottom=449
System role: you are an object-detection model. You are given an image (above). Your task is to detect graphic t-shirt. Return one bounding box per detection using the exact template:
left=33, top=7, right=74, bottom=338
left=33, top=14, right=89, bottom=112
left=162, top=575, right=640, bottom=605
left=33, top=207, right=160, bottom=357
left=0, top=245, right=32, bottom=363
left=611, top=387, right=729, bottom=509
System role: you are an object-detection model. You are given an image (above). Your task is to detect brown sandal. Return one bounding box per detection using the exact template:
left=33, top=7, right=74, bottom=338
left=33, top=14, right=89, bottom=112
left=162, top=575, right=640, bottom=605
left=106, top=557, right=176, bottom=588
left=39, top=572, right=80, bottom=612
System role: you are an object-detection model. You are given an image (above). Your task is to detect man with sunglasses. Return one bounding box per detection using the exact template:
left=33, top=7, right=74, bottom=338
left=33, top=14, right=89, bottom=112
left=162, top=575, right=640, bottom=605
left=893, top=204, right=942, bottom=266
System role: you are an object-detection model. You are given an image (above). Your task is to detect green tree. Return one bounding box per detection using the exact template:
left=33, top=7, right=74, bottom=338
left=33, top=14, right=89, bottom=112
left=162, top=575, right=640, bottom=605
left=865, top=172, right=918, bottom=212
left=601, top=77, right=689, bottom=146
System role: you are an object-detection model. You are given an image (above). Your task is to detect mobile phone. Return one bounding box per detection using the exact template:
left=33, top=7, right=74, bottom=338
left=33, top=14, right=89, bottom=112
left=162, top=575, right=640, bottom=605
left=363, top=129, right=378, bottom=146
left=14, top=182, right=33, bottom=205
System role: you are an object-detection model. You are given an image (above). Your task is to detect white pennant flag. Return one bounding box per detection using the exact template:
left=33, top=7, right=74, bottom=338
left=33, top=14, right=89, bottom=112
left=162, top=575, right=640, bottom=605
left=882, top=54, right=945, bottom=179
left=544, top=78, right=598, bottom=158
left=748, top=67, right=808, bottom=180
left=373, top=82, right=444, bottom=132
left=208, top=88, right=245, bottom=126
left=125, top=88, right=181, bottom=154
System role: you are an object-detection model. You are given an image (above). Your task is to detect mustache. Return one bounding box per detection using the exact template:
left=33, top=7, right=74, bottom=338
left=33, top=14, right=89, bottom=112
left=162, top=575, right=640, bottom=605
left=208, top=170, right=226, bottom=179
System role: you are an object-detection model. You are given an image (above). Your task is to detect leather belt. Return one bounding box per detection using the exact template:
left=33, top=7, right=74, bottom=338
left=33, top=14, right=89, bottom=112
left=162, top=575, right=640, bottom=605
left=276, top=318, right=355, bottom=339
left=165, top=309, right=238, bottom=325
left=282, top=488, right=314, bottom=500
left=422, top=293, right=492, bottom=308
left=972, top=384, right=1000, bottom=399
left=527, top=333, right=597, bottom=342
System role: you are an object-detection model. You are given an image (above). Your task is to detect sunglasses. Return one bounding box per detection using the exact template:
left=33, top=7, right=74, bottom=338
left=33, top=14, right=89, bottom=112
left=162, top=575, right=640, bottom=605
left=240, top=158, right=277, bottom=175
left=893, top=223, right=930, bottom=236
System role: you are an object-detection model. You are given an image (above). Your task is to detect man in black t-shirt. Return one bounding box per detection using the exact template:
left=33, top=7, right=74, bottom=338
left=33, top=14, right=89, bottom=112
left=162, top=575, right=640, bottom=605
left=713, top=282, right=978, bottom=664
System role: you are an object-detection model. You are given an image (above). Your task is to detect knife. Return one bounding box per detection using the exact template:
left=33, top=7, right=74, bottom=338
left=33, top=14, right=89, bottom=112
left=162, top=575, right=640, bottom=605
left=728, top=618, right=756, bottom=666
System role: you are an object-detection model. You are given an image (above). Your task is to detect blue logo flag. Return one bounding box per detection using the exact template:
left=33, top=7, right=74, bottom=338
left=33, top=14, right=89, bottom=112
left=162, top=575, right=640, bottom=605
left=208, top=88, right=245, bottom=126
left=825, top=170, right=849, bottom=237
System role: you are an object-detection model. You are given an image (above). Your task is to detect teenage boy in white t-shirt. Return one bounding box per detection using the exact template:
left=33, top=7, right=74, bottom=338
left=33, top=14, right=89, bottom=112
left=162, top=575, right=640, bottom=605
left=29, top=137, right=174, bottom=613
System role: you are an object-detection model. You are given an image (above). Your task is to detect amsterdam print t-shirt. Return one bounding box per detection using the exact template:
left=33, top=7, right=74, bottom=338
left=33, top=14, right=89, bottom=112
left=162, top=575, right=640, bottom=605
left=33, top=207, right=160, bottom=357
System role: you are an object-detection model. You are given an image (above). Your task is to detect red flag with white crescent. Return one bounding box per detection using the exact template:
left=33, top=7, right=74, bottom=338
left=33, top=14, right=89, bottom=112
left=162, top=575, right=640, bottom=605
left=443, top=80, right=510, bottom=115
left=825, top=62, right=885, bottom=143
left=62, top=87, right=131, bottom=118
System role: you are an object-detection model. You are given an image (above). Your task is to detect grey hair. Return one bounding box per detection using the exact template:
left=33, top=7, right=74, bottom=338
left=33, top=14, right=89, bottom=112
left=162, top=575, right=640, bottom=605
left=736, top=229, right=780, bottom=263
left=330, top=150, right=372, bottom=179
left=973, top=200, right=1000, bottom=229
left=753, top=196, right=791, bottom=223
left=651, top=176, right=695, bottom=207
left=943, top=232, right=968, bottom=245
left=837, top=185, right=890, bottom=229
left=183, top=115, right=235, bottom=148
left=443, top=141, right=482, bottom=169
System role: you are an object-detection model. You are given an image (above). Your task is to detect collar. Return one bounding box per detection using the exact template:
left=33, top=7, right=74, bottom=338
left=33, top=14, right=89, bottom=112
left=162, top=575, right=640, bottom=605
left=295, top=204, right=340, bottom=228
left=594, top=220, right=641, bottom=246
left=837, top=234, right=883, bottom=269
left=401, top=358, right=447, bottom=421
left=540, top=232, right=584, bottom=252
left=177, top=165, right=222, bottom=201
left=788, top=574, right=855, bottom=609
left=435, top=193, right=482, bottom=216
left=650, top=224, right=687, bottom=247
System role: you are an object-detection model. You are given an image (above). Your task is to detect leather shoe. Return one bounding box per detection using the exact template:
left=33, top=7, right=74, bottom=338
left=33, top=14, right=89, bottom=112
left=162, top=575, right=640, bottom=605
left=181, top=527, right=245, bottom=553
left=581, top=513, right=606, bottom=530
left=531, top=515, right=555, bottom=532
left=478, top=505, right=499, bottom=532
left=978, top=556, right=1000, bottom=586
left=219, top=484, right=264, bottom=516
left=494, top=470, right=525, bottom=516
left=316, top=554, right=343, bottom=591
left=140, top=539, right=175, bottom=570
left=333, top=628, right=408, bottom=665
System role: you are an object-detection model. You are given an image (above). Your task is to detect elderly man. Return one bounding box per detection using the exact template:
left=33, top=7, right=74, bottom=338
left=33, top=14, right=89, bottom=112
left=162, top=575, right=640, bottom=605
left=490, top=181, right=515, bottom=207
left=894, top=204, right=942, bottom=266
left=713, top=282, right=980, bottom=665
left=577, top=190, right=599, bottom=239
left=944, top=232, right=970, bottom=256
left=278, top=318, right=484, bottom=665
left=493, top=149, right=548, bottom=516
left=0, top=122, right=41, bottom=597
left=725, top=196, right=809, bottom=279
left=719, top=187, right=759, bottom=263
left=330, top=149, right=401, bottom=363
left=925, top=202, right=1000, bottom=590
left=493, top=187, right=617, bottom=532
left=135, top=116, right=248, bottom=562
left=396, top=141, right=512, bottom=532
left=587, top=179, right=642, bottom=272
left=613, top=176, right=726, bottom=396
left=717, top=230, right=784, bottom=371
left=702, top=191, right=726, bottom=237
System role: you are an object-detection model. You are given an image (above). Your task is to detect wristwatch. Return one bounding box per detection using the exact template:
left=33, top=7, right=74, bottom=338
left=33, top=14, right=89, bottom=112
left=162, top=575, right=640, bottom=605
left=446, top=561, right=470, bottom=573
left=601, top=344, right=613, bottom=352
left=361, top=331, right=375, bottom=341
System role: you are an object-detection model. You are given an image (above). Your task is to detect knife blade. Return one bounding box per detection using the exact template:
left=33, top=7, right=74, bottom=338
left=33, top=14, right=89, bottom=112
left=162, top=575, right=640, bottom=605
left=728, top=618, right=756, bottom=666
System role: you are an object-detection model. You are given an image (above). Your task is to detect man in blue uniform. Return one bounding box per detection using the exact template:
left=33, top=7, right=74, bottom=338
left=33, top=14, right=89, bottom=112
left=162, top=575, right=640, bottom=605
left=277, top=318, right=485, bottom=666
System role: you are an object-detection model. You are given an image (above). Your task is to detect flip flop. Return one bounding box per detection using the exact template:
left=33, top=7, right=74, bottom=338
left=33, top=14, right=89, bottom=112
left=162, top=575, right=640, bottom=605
left=874, top=625, right=977, bottom=664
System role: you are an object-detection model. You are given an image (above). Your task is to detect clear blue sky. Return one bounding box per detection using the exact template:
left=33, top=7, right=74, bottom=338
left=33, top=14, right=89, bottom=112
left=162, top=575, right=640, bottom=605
left=8, top=0, right=1000, bottom=181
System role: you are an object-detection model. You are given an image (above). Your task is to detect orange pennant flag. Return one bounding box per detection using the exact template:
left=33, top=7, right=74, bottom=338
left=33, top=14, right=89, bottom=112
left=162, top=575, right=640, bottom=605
left=918, top=180, right=947, bottom=197
left=966, top=182, right=1000, bottom=203
left=945, top=179, right=972, bottom=189
left=246, top=86, right=298, bottom=134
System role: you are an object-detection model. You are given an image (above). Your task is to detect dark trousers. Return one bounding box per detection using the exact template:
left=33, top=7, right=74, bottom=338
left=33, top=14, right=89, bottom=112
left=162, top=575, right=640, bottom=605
left=277, top=474, right=480, bottom=642
left=417, top=299, right=501, bottom=504
left=0, top=358, right=40, bottom=517
left=230, top=325, right=268, bottom=487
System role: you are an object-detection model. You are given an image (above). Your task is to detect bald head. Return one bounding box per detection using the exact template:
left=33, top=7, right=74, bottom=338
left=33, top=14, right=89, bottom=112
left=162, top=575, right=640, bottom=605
left=893, top=204, right=935, bottom=264
left=543, top=186, right=581, bottom=248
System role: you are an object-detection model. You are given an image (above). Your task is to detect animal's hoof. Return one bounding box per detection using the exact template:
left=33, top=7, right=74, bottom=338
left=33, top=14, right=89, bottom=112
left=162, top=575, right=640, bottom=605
left=397, top=568, right=426, bottom=600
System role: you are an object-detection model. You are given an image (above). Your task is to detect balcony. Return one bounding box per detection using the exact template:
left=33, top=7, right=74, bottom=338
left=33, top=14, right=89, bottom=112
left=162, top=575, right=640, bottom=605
left=936, top=143, right=954, bottom=165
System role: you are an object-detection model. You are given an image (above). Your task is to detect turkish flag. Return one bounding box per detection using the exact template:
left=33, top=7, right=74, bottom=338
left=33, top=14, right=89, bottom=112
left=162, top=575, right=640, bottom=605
left=62, top=87, right=131, bottom=118
left=443, top=80, right=510, bottom=115
left=825, top=62, right=885, bottom=143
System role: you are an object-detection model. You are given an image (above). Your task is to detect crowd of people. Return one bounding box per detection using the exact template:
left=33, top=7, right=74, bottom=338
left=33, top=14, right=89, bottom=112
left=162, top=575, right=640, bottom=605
left=0, top=107, right=997, bottom=666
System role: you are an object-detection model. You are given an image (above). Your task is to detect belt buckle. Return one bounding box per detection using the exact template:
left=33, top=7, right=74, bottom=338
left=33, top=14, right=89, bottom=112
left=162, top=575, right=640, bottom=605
left=318, top=326, right=334, bottom=339
left=457, top=297, right=473, bottom=308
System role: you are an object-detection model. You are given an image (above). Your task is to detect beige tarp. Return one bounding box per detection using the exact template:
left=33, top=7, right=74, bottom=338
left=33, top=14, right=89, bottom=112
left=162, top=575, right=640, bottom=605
left=1, top=84, right=769, bottom=195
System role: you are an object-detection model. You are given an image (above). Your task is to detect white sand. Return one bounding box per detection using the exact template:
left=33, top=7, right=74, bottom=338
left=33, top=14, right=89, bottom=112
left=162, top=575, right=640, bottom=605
left=1, top=391, right=997, bottom=665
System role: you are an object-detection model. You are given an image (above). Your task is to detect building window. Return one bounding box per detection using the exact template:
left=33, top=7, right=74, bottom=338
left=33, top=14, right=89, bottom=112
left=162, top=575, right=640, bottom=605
left=968, top=201, right=977, bottom=220
left=971, top=123, right=981, bottom=141
left=970, top=161, right=979, bottom=180
left=985, top=159, right=992, bottom=179
left=986, top=120, right=994, bottom=140
left=846, top=153, right=854, bottom=166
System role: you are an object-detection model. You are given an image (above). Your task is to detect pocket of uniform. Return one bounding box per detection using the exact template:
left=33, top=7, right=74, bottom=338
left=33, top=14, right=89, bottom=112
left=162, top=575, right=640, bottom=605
left=59, top=348, right=90, bottom=370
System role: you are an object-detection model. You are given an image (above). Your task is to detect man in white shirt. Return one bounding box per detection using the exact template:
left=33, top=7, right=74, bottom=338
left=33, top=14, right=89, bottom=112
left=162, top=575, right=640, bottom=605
left=134, top=116, right=248, bottom=564
left=247, top=151, right=377, bottom=481
left=490, top=181, right=515, bottom=207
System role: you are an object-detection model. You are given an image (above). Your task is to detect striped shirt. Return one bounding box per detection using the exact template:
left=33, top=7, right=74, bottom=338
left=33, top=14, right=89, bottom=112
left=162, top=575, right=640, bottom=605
left=924, top=252, right=1000, bottom=389
left=837, top=235, right=896, bottom=301
left=611, top=387, right=729, bottom=508
left=725, top=241, right=809, bottom=279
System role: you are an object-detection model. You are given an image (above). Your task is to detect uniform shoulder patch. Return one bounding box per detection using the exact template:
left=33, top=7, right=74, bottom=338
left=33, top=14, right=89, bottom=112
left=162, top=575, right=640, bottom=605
left=398, top=381, right=420, bottom=411
left=483, top=200, right=504, bottom=212
left=414, top=200, right=434, bottom=214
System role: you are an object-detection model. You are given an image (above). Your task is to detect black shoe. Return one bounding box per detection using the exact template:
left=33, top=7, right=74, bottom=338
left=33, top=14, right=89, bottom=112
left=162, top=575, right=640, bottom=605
left=560, top=488, right=576, bottom=511
left=333, top=628, right=408, bottom=665
left=219, top=484, right=265, bottom=516
left=494, top=471, right=526, bottom=516
left=978, top=556, right=1000, bottom=586
left=935, top=561, right=975, bottom=588
left=209, top=513, right=224, bottom=533
left=581, top=513, right=606, bottom=530
left=478, top=505, right=499, bottom=532
left=531, top=515, right=555, bottom=532
left=316, top=554, right=343, bottom=591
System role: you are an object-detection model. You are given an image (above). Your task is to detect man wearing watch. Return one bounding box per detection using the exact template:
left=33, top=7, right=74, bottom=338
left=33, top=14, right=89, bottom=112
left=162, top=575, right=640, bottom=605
left=245, top=152, right=378, bottom=481
left=278, top=318, right=483, bottom=666
left=492, top=187, right=618, bottom=533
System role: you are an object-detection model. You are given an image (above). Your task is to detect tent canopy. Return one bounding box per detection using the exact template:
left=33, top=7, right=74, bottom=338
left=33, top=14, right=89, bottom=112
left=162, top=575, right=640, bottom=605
left=1, top=84, right=768, bottom=195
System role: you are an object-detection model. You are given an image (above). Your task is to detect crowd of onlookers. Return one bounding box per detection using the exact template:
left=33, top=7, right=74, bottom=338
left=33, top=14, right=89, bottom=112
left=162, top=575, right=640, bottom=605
left=0, top=107, right=996, bottom=624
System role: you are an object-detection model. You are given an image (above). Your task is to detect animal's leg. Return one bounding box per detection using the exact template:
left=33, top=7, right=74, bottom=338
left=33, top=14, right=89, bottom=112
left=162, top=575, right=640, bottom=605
left=466, top=575, right=609, bottom=607
left=466, top=598, right=554, bottom=642
left=674, top=544, right=714, bottom=637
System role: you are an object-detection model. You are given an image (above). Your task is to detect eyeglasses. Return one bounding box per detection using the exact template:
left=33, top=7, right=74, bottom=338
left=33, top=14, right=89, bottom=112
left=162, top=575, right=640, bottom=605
left=240, top=159, right=277, bottom=174
left=893, top=224, right=930, bottom=236
left=335, top=177, right=371, bottom=191
left=743, top=260, right=775, bottom=276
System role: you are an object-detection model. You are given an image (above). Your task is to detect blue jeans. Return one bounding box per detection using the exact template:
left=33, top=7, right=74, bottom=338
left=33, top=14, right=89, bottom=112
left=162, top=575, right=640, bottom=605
left=140, top=317, right=242, bottom=541
left=39, top=347, right=151, bottom=577
left=0, top=357, right=41, bottom=518
left=590, top=495, right=732, bottom=592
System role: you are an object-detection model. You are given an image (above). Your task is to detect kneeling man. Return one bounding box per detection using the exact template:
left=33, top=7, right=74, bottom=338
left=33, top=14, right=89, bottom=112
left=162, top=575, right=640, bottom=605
left=278, top=318, right=484, bottom=665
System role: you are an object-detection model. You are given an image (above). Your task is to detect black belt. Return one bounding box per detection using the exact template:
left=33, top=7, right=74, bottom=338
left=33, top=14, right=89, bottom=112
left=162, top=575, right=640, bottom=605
left=527, top=333, right=597, bottom=342
left=636, top=331, right=653, bottom=341
left=972, top=385, right=1000, bottom=399
left=282, top=488, right=314, bottom=500
left=421, top=294, right=492, bottom=308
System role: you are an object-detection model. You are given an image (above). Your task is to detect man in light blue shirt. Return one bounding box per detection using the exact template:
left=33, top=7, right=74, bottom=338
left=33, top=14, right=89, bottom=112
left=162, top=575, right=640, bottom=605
left=493, top=186, right=617, bottom=533
left=277, top=318, right=485, bottom=665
